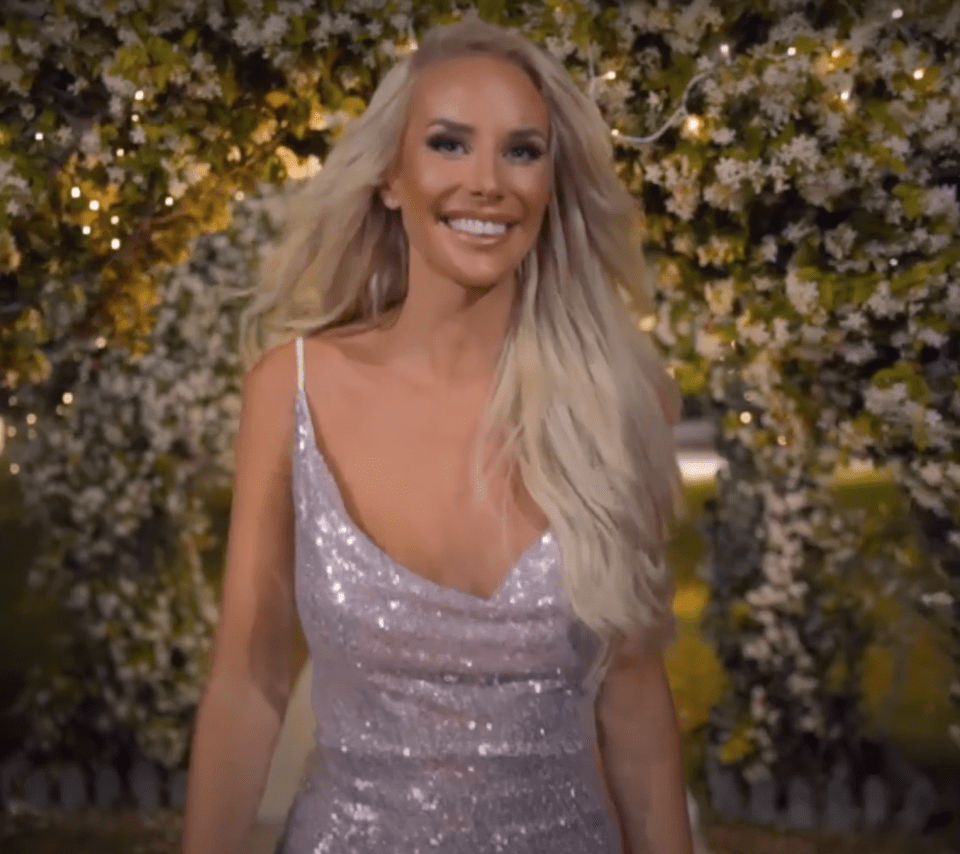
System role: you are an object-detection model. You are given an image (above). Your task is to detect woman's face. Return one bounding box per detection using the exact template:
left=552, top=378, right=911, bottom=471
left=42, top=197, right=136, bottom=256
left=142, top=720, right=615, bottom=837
left=382, top=53, right=553, bottom=292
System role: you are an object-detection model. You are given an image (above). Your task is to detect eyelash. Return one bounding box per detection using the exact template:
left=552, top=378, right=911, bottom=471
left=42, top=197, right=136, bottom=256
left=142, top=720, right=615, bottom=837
left=427, top=134, right=544, bottom=162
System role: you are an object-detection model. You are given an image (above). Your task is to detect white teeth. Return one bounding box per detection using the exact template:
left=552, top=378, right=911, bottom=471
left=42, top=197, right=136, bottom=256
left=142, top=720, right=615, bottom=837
left=446, top=218, right=509, bottom=236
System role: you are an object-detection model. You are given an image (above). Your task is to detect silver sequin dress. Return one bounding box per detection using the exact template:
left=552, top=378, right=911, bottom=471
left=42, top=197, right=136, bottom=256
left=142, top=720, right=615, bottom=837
left=280, top=337, right=623, bottom=853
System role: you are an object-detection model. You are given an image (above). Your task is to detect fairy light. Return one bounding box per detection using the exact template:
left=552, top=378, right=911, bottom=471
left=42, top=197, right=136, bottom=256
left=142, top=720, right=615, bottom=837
left=831, top=47, right=842, bottom=58
left=9, top=463, right=19, bottom=475
left=685, top=115, right=703, bottom=135
left=787, top=46, right=797, bottom=56
left=840, top=90, right=851, bottom=101
left=35, top=131, right=43, bottom=140
left=131, top=114, right=139, bottom=123
left=110, top=215, right=119, bottom=224
left=235, top=191, right=245, bottom=201
left=913, top=68, right=925, bottom=79
left=891, top=8, right=903, bottom=18
left=110, top=238, right=121, bottom=249
left=89, top=200, right=99, bottom=211
left=82, top=225, right=91, bottom=235
left=602, top=70, right=616, bottom=80
left=62, top=392, right=73, bottom=404
left=165, top=196, right=174, bottom=206
left=116, top=148, right=125, bottom=157
left=890, top=258, right=899, bottom=266
left=26, top=413, right=36, bottom=426
left=720, top=43, right=730, bottom=57
left=739, top=411, right=753, bottom=425
left=7, top=424, right=16, bottom=437
left=777, top=435, right=788, bottom=446
left=134, top=90, right=144, bottom=101
left=95, top=336, right=107, bottom=348
left=71, top=187, right=81, bottom=198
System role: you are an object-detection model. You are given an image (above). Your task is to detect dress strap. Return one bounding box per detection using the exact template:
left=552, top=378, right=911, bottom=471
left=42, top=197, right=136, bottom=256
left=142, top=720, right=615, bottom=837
left=295, top=336, right=304, bottom=393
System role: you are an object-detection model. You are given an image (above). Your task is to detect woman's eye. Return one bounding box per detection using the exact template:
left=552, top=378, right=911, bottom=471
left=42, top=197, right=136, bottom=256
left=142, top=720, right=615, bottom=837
left=428, top=135, right=464, bottom=154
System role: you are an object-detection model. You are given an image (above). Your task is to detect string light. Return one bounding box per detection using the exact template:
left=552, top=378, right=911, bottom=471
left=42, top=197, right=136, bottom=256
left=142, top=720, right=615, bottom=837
left=913, top=68, right=925, bottom=79
left=35, top=131, right=43, bottom=140
left=26, top=413, right=36, bottom=425
left=71, top=187, right=80, bottom=198
left=9, top=463, right=19, bottom=475
left=116, top=148, right=125, bottom=157
left=235, top=191, right=245, bottom=201
left=685, top=115, right=704, bottom=135
left=95, top=336, right=107, bottom=348
left=891, top=8, right=903, bottom=18
left=777, top=435, right=788, bottom=446
left=89, top=200, right=99, bottom=211
left=62, top=392, right=73, bottom=404
left=110, top=238, right=121, bottom=249
left=131, top=114, right=139, bottom=123
left=720, top=43, right=730, bottom=57
left=890, top=258, right=899, bottom=266
left=82, top=225, right=91, bottom=235
left=165, top=196, right=174, bottom=206
left=840, top=90, right=851, bottom=101
left=110, top=215, right=119, bottom=224
left=134, top=90, right=144, bottom=101
left=739, top=412, right=753, bottom=425
left=788, top=46, right=797, bottom=56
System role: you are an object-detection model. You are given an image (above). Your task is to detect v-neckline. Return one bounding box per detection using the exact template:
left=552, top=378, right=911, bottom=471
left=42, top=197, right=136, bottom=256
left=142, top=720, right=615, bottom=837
left=294, top=388, right=552, bottom=604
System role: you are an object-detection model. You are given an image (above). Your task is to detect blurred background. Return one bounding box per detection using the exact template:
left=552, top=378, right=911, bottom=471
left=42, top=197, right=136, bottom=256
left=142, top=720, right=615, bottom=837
left=1, top=1, right=958, bottom=852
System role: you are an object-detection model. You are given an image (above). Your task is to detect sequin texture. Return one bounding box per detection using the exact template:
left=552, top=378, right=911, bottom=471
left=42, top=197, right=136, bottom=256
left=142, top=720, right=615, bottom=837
left=281, top=337, right=623, bottom=853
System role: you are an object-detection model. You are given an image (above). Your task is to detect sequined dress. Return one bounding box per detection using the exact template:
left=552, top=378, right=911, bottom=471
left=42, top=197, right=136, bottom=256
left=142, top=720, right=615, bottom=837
left=280, top=336, right=623, bottom=853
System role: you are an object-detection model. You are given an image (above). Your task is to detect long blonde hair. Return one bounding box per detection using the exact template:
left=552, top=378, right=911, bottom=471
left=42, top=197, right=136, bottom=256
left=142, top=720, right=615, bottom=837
left=237, top=16, right=686, bottom=676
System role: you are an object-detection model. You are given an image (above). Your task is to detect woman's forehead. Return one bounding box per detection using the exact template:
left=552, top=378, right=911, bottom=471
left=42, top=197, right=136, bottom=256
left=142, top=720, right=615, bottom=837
left=408, top=54, right=549, bottom=130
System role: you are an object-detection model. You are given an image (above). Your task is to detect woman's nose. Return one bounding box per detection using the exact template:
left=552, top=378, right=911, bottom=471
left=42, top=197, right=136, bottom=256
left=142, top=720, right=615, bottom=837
left=466, top=149, right=504, bottom=199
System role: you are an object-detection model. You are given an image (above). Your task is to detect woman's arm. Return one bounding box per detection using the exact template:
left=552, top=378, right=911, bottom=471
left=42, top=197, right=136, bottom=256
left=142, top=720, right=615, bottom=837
left=595, top=638, right=695, bottom=854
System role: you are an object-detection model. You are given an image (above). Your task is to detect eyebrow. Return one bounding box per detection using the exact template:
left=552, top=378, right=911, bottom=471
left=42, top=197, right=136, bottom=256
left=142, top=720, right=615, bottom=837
left=426, top=118, right=549, bottom=143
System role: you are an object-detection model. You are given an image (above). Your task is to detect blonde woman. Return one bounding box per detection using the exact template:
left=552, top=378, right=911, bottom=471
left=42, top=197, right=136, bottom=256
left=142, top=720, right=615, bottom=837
left=181, top=15, right=694, bottom=854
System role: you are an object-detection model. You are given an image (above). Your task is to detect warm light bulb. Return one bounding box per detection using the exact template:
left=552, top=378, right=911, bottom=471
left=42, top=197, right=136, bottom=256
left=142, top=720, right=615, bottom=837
left=9, top=463, right=18, bottom=475
left=35, top=131, right=43, bottom=140
left=603, top=70, right=616, bottom=80
left=110, top=215, right=119, bottom=224
left=96, top=336, right=107, bottom=348
left=720, top=44, right=729, bottom=56
left=890, top=258, right=898, bottom=266
left=111, top=238, right=121, bottom=249
left=891, top=8, right=903, bottom=18
left=135, top=90, right=144, bottom=100
left=82, top=225, right=91, bottom=235
left=131, top=114, right=139, bottom=123
left=685, top=115, right=703, bottom=134
left=71, top=187, right=81, bottom=198
left=787, top=46, right=797, bottom=56
left=26, top=413, right=37, bottom=425
left=235, top=191, right=245, bottom=201
left=840, top=90, right=851, bottom=101
left=913, top=68, right=924, bottom=79
left=116, top=148, right=125, bottom=157
left=831, top=48, right=842, bottom=58
left=62, top=392, right=73, bottom=404
left=777, top=435, right=788, bottom=446
left=89, top=200, right=99, bottom=211
left=739, top=411, right=752, bottom=425
left=165, top=196, right=174, bottom=206
left=610, top=128, right=621, bottom=137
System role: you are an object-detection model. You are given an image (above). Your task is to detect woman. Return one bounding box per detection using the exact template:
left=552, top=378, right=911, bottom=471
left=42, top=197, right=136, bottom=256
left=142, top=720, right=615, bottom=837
left=181, top=15, right=694, bottom=854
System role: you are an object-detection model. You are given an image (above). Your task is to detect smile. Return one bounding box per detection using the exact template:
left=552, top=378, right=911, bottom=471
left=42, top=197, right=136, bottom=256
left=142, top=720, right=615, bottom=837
left=439, top=217, right=516, bottom=241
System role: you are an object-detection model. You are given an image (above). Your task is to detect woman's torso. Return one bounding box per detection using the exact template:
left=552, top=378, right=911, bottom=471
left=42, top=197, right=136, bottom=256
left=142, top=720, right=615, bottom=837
left=282, top=325, right=622, bottom=853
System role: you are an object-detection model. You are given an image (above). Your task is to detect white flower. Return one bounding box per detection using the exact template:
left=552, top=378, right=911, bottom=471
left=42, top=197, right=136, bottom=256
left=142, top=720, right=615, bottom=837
left=785, top=269, right=819, bottom=315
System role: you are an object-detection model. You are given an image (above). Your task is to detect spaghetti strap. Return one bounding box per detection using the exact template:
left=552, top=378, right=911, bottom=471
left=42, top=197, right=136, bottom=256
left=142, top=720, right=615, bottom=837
left=296, top=336, right=304, bottom=393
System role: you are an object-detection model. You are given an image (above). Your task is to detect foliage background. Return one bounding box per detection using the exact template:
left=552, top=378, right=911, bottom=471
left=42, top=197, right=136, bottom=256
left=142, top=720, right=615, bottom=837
left=0, top=0, right=957, bottom=805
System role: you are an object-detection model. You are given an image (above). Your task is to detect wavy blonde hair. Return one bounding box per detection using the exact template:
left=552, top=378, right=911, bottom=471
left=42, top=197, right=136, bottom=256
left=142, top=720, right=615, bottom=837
left=237, top=15, right=686, bottom=678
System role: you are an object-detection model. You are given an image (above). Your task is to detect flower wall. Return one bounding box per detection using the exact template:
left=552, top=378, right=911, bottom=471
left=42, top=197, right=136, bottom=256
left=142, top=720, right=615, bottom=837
left=0, top=0, right=957, bottom=783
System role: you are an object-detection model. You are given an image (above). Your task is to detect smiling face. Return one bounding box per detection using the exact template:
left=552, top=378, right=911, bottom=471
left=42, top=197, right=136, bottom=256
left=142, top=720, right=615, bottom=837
left=381, top=52, right=553, bottom=293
